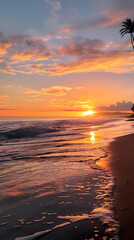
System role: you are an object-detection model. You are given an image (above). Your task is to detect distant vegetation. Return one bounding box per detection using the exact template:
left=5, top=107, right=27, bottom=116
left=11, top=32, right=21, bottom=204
left=131, top=104, right=134, bottom=112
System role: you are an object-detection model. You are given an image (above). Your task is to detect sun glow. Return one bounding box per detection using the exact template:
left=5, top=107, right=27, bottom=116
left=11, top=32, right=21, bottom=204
left=84, top=110, right=95, bottom=116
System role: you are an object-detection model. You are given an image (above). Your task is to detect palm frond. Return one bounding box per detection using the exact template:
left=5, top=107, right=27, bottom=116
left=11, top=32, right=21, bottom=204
left=119, top=18, right=134, bottom=50
left=120, top=28, right=128, bottom=33
left=119, top=28, right=129, bottom=37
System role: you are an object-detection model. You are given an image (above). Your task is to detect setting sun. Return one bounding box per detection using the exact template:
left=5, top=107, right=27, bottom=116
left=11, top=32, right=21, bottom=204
left=84, top=110, right=95, bottom=116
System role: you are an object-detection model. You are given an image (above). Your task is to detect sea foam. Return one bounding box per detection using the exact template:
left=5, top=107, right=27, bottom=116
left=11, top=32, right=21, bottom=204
left=15, top=229, right=51, bottom=240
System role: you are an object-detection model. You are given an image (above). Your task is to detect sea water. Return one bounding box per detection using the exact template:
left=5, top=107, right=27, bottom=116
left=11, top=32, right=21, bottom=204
left=0, top=117, right=133, bottom=240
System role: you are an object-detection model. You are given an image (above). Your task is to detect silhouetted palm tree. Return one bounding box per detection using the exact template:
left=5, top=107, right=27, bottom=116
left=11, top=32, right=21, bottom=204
left=119, top=19, right=134, bottom=50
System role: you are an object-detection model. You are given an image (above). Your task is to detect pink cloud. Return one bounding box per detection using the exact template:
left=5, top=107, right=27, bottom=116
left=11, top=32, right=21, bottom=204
left=97, top=9, right=132, bottom=27
left=34, top=52, right=54, bottom=61
left=58, top=39, right=105, bottom=56
left=51, top=8, right=134, bottom=35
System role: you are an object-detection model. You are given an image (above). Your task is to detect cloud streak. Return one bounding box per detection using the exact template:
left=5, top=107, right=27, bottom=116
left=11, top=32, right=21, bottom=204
left=51, top=99, right=91, bottom=111
left=23, top=86, right=72, bottom=96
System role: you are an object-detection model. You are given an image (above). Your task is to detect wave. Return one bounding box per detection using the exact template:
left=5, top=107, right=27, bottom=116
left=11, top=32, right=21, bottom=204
left=0, top=117, right=118, bottom=141
left=0, top=125, right=61, bottom=140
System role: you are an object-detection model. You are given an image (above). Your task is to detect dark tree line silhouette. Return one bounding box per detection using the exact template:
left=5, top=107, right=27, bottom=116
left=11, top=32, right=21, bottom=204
left=131, top=104, right=134, bottom=112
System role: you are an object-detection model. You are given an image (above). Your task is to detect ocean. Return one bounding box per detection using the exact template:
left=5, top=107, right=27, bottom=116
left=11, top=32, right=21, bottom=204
left=0, top=117, right=133, bottom=240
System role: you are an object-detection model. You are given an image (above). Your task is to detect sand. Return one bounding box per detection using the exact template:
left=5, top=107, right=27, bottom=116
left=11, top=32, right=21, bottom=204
left=98, top=133, right=134, bottom=240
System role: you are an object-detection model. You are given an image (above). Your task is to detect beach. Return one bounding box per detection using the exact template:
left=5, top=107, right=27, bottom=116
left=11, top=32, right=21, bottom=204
left=0, top=117, right=134, bottom=240
left=98, top=132, right=134, bottom=240
left=41, top=123, right=134, bottom=240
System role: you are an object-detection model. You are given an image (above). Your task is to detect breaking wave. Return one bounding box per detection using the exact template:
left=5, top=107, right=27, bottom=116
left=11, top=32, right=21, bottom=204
left=1, top=126, right=60, bottom=140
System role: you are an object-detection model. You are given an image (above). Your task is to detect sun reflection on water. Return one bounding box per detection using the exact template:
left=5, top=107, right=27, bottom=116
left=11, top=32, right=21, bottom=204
left=90, top=131, right=95, bottom=144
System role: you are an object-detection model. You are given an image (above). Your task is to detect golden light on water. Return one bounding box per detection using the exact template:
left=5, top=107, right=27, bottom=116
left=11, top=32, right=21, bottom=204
left=90, top=131, right=95, bottom=144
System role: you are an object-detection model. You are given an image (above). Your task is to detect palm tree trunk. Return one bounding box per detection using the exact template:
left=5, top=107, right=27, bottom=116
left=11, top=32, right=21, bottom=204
left=133, top=33, right=134, bottom=49
left=130, top=33, right=134, bottom=50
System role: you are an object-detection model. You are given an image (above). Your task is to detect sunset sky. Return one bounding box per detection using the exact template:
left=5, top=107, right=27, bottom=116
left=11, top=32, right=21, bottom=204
left=0, top=0, right=134, bottom=117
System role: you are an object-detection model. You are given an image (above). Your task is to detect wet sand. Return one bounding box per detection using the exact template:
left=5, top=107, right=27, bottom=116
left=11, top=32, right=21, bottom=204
left=0, top=168, right=115, bottom=240
left=39, top=219, right=113, bottom=240
left=98, top=133, right=134, bottom=240
left=28, top=131, right=134, bottom=240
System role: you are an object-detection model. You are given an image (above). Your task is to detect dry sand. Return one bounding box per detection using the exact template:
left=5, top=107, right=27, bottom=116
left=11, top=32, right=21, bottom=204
left=98, top=133, right=134, bottom=240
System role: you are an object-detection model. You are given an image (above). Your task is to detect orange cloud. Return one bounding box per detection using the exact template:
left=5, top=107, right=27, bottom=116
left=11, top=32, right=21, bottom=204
left=39, top=41, right=134, bottom=75
left=1, top=33, right=134, bottom=76
left=22, top=86, right=72, bottom=96
left=51, top=99, right=91, bottom=111
left=12, top=50, right=38, bottom=61
left=22, top=89, right=42, bottom=95
left=34, top=52, right=54, bottom=61
left=0, top=67, right=16, bottom=75
left=2, top=46, right=134, bottom=75
left=0, top=95, right=9, bottom=98
left=53, top=56, right=128, bottom=75
left=42, top=86, right=71, bottom=96
left=51, top=25, right=74, bottom=36
left=0, top=42, right=12, bottom=55
left=75, top=87, right=84, bottom=90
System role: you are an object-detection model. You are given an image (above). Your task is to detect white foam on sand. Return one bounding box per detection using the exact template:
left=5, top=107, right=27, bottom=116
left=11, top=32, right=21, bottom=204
left=15, top=229, right=51, bottom=240
left=14, top=214, right=90, bottom=240
left=53, top=221, right=71, bottom=229
left=91, top=207, right=115, bottom=225
left=91, top=206, right=119, bottom=240
left=91, top=174, right=119, bottom=240
left=58, top=213, right=90, bottom=222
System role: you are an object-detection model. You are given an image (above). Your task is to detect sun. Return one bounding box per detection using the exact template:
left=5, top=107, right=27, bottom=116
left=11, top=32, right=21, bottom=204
left=84, top=109, right=95, bottom=116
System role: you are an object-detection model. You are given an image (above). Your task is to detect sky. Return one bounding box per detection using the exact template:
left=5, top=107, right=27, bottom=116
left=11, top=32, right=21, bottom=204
left=0, top=0, right=134, bottom=117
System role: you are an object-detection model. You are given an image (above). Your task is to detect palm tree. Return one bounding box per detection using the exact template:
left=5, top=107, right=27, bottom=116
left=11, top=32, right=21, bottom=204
left=119, top=19, right=134, bottom=50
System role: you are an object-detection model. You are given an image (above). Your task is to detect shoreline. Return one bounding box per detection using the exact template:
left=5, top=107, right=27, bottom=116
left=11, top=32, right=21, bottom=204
left=1, top=118, right=133, bottom=240
left=98, top=132, right=134, bottom=240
